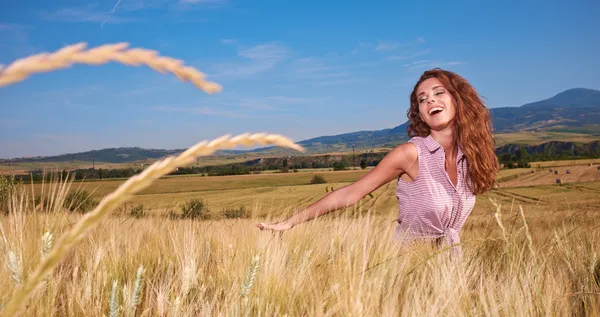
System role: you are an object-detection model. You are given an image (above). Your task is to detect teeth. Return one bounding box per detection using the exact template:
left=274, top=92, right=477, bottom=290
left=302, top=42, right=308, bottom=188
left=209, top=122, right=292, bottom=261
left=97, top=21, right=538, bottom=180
left=429, top=107, right=443, bottom=115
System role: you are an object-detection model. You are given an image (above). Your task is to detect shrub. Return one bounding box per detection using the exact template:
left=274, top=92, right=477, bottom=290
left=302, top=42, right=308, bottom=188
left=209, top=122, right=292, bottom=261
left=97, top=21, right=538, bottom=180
left=332, top=161, right=348, bottom=171
left=0, top=176, right=19, bottom=214
left=222, top=205, right=249, bottom=219
left=180, top=198, right=211, bottom=220
left=64, top=189, right=98, bottom=213
left=310, top=174, right=327, bottom=184
left=130, top=204, right=145, bottom=218
left=360, top=159, right=367, bottom=170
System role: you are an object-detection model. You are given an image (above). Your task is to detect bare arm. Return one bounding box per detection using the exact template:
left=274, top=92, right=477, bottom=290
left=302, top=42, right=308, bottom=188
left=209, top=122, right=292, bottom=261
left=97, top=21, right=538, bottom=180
left=256, top=142, right=418, bottom=231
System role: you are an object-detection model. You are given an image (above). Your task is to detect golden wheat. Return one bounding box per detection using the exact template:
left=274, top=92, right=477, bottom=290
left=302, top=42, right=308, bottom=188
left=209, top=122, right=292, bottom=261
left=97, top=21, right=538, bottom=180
left=0, top=133, right=303, bottom=317
left=0, top=42, right=222, bottom=93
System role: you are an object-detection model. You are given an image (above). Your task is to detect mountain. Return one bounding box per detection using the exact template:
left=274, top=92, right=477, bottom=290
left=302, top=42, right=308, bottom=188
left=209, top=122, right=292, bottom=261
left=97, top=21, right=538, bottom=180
left=1, top=147, right=184, bottom=164
left=489, top=88, right=600, bottom=132
left=243, top=88, right=600, bottom=155
left=3, top=88, right=600, bottom=163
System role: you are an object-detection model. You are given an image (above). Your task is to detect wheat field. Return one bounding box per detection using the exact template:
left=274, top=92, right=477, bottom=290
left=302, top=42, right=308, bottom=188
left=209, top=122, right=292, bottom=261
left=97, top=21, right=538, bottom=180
left=0, top=178, right=599, bottom=316
left=1, top=43, right=599, bottom=316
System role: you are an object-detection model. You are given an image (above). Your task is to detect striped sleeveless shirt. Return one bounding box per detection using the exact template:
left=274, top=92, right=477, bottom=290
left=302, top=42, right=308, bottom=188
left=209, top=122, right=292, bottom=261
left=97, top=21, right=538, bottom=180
left=394, top=135, right=476, bottom=256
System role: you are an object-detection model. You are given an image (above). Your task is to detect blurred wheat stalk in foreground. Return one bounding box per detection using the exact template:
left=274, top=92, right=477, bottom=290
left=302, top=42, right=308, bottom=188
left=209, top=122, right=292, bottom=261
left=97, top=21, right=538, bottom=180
left=0, top=42, right=222, bottom=94
left=0, top=135, right=302, bottom=317
left=0, top=43, right=305, bottom=316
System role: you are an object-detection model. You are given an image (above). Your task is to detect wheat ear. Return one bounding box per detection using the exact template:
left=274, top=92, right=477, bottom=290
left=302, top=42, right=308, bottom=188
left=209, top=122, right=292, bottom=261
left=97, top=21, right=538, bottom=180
left=0, top=133, right=303, bottom=317
left=0, top=42, right=222, bottom=94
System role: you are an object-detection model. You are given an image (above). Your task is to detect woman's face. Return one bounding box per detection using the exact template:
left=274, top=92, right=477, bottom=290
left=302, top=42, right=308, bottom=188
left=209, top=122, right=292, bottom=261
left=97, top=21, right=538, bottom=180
left=416, top=77, right=456, bottom=131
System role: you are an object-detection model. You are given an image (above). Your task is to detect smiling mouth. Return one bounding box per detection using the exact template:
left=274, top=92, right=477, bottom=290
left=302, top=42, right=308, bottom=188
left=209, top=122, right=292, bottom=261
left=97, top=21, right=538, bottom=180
left=429, top=107, right=444, bottom=115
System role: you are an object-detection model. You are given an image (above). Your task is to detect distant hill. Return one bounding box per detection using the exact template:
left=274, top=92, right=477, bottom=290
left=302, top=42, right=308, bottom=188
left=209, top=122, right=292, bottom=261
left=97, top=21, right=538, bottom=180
left=490, top=88, right=600, bottom=132
left=0, top=147, right=184, bottom=164
left=3, top=88, right=599, bottom=163
left=0, top=147, right=250, bottom=164
left=495, top=140, right=600, bottom=157
left=240, top=88, right=600, bottom=155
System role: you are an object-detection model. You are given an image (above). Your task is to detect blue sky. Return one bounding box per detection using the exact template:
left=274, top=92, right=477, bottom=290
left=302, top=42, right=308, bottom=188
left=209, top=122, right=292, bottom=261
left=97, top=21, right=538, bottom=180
left=1, top=0, right=599, bottom=158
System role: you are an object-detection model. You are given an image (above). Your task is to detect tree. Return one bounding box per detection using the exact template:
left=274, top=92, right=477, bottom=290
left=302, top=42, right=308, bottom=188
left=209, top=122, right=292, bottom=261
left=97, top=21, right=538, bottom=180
left=280, top=157, right=289, bottom=173
left=515, top=148, right=530, bottom=168
left=501, top=153, right=512, bottom=164
left=332, top=161, right=347, bottom=171
left=360, top=159, right=367, bottom=170
left=310, top=174, right=327, bottom=184
left=515, top=148, right=529, bottom=161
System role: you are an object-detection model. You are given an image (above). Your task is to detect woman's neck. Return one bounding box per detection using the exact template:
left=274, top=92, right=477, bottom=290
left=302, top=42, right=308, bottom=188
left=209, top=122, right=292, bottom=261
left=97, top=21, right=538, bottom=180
left=431, top=128, right=457, bottom=159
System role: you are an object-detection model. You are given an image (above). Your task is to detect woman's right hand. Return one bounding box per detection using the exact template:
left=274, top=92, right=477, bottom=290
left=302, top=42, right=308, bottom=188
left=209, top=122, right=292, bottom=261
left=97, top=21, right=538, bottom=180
left=256, top=221, right=292, bottom=231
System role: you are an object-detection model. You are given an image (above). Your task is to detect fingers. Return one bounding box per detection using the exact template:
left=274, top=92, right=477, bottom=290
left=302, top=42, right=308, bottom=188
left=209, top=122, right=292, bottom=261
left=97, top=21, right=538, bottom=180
left=256, top=222, right=290, bottom=232
left=256, top=222, right=281, bottom=231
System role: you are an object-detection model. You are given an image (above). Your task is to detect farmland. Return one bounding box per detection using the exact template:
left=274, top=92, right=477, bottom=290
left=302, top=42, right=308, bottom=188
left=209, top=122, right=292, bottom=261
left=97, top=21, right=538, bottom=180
left=19, top=159, right=597, bottom=217
left=1, top=159, right=599, bottom=315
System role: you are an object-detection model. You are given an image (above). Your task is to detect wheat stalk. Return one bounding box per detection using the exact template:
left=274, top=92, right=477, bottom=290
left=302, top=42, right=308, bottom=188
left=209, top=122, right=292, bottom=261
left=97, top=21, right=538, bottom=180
left=130, top=265, right=145, bottom=317
left=0, top=42, right=222, bottom=94
left=0, top=133, right=303, bottom=317
left=240, top=255, right=260, bottom=307
left=109, top=280, right=120, bottom=317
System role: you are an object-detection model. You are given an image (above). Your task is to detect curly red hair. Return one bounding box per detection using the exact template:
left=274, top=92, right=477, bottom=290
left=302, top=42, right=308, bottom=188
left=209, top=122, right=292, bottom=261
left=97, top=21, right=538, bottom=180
left=407, top=68, right=499, bottom=194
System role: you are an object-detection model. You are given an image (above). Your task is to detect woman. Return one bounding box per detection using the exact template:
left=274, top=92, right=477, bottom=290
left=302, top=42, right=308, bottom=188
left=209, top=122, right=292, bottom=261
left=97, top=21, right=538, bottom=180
left=256, top=68, right=499, bottom=254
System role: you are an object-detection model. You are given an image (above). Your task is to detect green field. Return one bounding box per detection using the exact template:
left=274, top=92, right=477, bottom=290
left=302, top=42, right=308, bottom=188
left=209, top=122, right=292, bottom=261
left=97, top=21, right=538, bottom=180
left=547, top=124, right=600, bottom=134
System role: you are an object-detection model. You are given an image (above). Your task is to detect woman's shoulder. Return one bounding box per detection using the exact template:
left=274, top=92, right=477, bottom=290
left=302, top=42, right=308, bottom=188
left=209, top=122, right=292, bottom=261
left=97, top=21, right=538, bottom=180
left=406, top=135, right=428, bottom=143
left=405, top=136, right=428, bottom=151
left=381, top=142, right=419, bottom=173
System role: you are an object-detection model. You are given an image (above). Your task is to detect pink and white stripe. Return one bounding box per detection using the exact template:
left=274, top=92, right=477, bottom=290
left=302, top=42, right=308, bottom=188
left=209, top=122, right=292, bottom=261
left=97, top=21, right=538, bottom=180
left=394, top=135, right=476, bottom=256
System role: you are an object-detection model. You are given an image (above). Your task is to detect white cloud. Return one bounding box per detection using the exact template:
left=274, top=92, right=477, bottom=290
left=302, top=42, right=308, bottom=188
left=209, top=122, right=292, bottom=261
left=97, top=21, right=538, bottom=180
left=292, top=58, right=336, bottom=75
left=39, top=4, right=141, bottom=24
left=238, top=43, right=289, bottom=61
left=101, top=0, right=124, bottom=27
left=403, top=60, right=432, bottom=67
left=212, top=42, right=291, bottom=78
left=387, top=49, right=432, bottom=60
left=353, top=38, right=426, bottom=54
left=375, top=40, right=401, bottom=52
left=39, top=0, right=224, bottom=26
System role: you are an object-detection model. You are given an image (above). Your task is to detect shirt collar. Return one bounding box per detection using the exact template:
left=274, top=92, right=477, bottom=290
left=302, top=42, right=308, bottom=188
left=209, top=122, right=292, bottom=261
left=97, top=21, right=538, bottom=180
left=423, top=134, right=465, bottom=162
